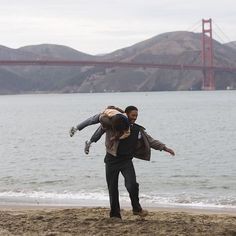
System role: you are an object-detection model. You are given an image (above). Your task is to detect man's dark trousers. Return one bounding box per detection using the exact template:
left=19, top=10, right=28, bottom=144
left=105, top=155, right=142, bottom=218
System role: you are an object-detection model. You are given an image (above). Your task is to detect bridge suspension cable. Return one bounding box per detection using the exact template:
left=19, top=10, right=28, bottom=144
left=212, top=20, right=236, bottom=47
left=186, top=20, right=202, bottom=33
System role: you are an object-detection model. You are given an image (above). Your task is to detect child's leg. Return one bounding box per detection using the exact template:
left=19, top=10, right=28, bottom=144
left=84, top=126, right=105, bottom=154
left=70, top=114, right=100, bottom=137
left=76, top=114, right=100, bottom=131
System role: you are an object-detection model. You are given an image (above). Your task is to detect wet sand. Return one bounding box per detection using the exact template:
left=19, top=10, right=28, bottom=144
left=0, top=206, right=236, bottom=235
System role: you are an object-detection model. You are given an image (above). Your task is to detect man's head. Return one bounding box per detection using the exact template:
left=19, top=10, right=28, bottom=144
left=125, top=106, right=138, bottom=124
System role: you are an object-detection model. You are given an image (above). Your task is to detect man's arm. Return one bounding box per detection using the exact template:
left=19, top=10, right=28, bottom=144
left=162, top=146, right=175, bottom=156
left=143, top=130, right=175, bottom=156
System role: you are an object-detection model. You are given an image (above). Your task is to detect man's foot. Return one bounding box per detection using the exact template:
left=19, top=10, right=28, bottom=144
left=107, top=217, right=122, bottom=222
left=84, top=140, right=91, bottom=154
left=133, top=209, right=148, bottom=217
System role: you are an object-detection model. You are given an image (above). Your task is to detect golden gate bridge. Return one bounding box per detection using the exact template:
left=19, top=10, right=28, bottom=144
left=1, top=19, right=236, bottom=90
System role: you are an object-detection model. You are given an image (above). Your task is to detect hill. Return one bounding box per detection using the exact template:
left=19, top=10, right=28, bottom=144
left=225, top=41, right=236, bottom=50
left=18, top=44, right=93, bottom=60
left=79, top=31, right=236, bottom=92
left=0, top=33, right=236, bottom=94
left=0, top=44, right=94, bottom=94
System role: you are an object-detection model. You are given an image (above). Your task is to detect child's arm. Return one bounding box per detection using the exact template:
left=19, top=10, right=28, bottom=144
left=90, top=125, right=106, bottom=143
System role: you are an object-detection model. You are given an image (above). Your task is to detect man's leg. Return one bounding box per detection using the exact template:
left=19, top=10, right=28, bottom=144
left=105, top=163, right=121, bottom=218
left=120, top=160, right=142, bottom=212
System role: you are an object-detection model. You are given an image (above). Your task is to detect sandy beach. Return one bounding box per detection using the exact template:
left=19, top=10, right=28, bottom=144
left=0, top=206, right=235, bottom=236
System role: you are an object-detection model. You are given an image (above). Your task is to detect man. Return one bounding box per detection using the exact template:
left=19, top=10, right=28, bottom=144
left=88, top=106, right=175, bottom=219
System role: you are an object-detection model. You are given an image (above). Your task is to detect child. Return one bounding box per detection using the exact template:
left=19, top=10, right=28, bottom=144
left=82, top=106, right=136, bottom=154
left=70, top=106, right=130, bottom=153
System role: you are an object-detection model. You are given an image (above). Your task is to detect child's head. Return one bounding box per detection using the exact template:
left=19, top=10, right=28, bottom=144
left=125, top=106, right=138, bottom=124
left=111, top=114, right=129, bottom=131
left=99, top=115, right=112, bottom=130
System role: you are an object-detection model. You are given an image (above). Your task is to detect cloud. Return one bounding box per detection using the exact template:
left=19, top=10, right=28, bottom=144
left=0, top=0, right=235, bottom=54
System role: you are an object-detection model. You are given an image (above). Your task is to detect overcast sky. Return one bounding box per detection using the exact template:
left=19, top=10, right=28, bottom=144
left=0, top=0, right=235, bottom=54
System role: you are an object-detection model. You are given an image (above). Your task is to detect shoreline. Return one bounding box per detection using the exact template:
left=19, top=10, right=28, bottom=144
left=0, top=206, right=236, bottom=235
left=1, top=196, right=236, bottom=214
left=0, top=203, right=236, bottom=216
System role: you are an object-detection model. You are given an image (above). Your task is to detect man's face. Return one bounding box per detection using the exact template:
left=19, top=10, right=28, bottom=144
left=127, top=110, right=138, bottom=124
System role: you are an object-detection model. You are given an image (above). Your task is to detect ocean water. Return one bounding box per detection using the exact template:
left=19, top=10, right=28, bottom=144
left=0, top=91, right=236, bottom=210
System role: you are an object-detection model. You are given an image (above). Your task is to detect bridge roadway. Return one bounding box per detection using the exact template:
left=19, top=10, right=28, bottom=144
left=0, top=60, right=236, bottom=72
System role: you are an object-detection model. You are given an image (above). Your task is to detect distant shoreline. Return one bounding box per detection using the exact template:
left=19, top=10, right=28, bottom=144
left=0, top=89, right=236, bottom=96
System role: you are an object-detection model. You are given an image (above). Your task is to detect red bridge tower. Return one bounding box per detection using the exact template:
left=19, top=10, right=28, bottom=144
left=202, top=18, right=215, bottom=90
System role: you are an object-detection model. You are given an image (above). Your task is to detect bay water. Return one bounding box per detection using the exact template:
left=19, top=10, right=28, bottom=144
left=0, top=91, right=235, bottom=210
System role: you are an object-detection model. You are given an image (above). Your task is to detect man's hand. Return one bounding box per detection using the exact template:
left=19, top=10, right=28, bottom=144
left=69, top=127, right=77, bottom=137
left=163, top=146, right=175, bottom=156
